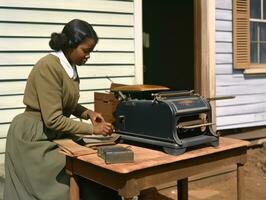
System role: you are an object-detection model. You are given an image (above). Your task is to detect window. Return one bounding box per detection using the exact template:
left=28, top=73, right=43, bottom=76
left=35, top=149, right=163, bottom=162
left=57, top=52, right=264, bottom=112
left=250, top=0, right=266, bottom=64
left=233, top=0, right=266, bottom=69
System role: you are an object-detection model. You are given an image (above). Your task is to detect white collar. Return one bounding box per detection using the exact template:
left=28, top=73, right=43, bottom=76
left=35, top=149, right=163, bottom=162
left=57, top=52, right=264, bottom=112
left=51, top=50, right=77, bottom=79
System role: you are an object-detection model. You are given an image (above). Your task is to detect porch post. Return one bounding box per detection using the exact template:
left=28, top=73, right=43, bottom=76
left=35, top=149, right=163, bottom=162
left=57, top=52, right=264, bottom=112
left=195, top=0, right=216, bottom=130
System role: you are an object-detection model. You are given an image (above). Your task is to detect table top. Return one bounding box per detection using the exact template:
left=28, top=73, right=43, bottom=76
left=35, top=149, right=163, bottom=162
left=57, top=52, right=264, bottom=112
left=72, top=137, right=249, bottom=174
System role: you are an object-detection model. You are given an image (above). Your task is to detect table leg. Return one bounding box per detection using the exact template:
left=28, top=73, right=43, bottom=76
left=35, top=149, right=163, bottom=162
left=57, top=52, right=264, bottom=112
left=237, top=163, right=245, bottom=200
left=177, top=178, right=188, bottom=200
left=69, top=175, right=80, bottom=200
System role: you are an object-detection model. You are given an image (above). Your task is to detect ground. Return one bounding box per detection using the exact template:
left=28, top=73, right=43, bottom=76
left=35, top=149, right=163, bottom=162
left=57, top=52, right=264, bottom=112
left=139, top=144, right=266, bottom=200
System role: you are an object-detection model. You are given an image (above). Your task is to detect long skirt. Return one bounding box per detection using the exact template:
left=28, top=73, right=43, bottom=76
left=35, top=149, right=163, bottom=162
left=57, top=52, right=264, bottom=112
left=4, top=112, right=121, bottom=200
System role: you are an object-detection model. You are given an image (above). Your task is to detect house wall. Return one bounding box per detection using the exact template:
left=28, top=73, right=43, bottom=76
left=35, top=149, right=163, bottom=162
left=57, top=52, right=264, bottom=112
left=0, top=0, right=136, bottom=163
left=216, top=0, right=266, bottom=130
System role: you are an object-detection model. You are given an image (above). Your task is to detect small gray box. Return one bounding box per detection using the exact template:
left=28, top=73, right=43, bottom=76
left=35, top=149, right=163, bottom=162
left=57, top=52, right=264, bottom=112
left=97, top=145, right=134, bottom=164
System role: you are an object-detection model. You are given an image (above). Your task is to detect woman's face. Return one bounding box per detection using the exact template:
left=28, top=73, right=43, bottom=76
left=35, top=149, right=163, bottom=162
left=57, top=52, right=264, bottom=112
left=68, top=38, right=97, bottom=66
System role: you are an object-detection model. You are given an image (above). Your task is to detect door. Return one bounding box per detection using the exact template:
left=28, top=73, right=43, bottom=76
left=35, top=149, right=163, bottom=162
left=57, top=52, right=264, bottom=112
left=143, top=0, right=194, bottom=90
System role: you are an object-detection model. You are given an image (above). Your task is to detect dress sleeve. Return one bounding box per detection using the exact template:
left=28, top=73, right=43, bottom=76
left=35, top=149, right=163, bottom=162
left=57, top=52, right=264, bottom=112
left=72, top=104, right=90, bottom=120
left=34, top=61, right=93, bottom=134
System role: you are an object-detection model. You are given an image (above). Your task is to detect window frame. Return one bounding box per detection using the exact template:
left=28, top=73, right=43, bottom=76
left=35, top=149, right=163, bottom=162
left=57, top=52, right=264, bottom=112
left=233, top=0, right=266, bottom=71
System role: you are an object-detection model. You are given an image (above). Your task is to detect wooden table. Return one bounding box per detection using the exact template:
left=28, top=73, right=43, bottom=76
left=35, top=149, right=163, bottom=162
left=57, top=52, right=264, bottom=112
left=65, top=137, right=249, bottom=200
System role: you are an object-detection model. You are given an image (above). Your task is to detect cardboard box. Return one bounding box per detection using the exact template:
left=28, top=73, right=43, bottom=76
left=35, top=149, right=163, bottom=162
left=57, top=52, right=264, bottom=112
left=94, top=92, right=118, bottom=124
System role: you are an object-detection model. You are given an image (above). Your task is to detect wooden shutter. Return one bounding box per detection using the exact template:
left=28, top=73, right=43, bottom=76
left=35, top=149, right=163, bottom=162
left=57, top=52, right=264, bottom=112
left=233, top=0, right=250, bottom=68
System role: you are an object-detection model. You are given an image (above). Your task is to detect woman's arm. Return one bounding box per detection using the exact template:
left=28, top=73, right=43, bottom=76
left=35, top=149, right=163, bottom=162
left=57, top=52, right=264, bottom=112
left=34, top=61, right=93, bottom=135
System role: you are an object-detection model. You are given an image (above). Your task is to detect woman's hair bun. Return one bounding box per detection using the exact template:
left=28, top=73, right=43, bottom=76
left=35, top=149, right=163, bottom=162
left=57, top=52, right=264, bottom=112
left=49, top=19, right=98, bottom=51
left=49, top=32, right=68, bottom=51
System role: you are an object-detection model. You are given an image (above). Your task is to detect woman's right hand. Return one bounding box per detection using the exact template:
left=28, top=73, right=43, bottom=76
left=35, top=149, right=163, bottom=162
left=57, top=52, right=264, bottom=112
left=92, top=121, right=114, bottom=136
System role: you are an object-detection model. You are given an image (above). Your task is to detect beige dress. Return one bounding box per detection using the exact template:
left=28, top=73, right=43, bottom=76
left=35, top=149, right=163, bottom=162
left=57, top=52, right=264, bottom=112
left=4, top=54, right=93, bottom=200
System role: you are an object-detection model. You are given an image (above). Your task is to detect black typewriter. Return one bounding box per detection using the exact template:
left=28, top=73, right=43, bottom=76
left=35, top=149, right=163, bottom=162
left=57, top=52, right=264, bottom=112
left=113, top=88, right=219, bottom=155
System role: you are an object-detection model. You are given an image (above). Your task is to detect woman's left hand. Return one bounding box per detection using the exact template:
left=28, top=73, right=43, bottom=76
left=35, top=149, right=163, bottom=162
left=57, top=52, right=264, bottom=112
left=87, top=110, right=105, bottom=125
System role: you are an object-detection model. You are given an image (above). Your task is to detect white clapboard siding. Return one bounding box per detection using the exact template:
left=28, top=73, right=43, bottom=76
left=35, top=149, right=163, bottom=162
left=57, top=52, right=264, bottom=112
left=0, top=124, right=9, bottom=138
left=79, top=77, right=135, bottom=90
left=0, top=52, right=134, bottom=65
left=0, top=76, right=134, bottom=95
left=0, top=88, right=122, bottom=109
left=217, top=85, right=266, bottom=96
left=217, top=113, right=266, bottom=128
left=0, top=0, right=136, bottom=157
left=0, top=38, right=134, bottom=52
left=216, top=20, right=232, bottom=31
left=216, top=32, right=232, bottom=42
left=0, top=65, right=134, bottom=80
left=216, top=9, right=232, bottom=21
left=0, top=95, right=24, bottom=109
left=218, top=121, right=266, bottom=129
left=0, top=0, right=134, bottom=13
left=0, top=23, right=134, bottom=38
left=0, top=104, right=98, bottom=124
left=216, top=53, right=232, bottom=64
left=216, top=93, right=266, bottom=106
left=216, top=0, right=232, bottom=10
left=0, top=77, right=134, bottom=109
left=0, top=108, right=25, bottom=124
left=0, top=82, right=26, bottom=95
left=216, top=64, right=234, bottom=74
left=0, top=67, right=32, bottom=80
left=77, top=65, right=135, bottom=78
left=0, top=77, right=134, bottom=122
left=0, top=112, right=93, bottom=139
left=215, top=0, right=266, bottom=129
left=216, top=43, right=232, bottom=53
left=0, top=140, right=6, bottom=153
left=0, top=155, right=4, bottom=164
left=0, top=8, right=134, bottom=26
left=217, top=102, right=266, bottom=117
left=0, top=91, right=94, bottom=109
left=217, top=74, right=266, bottom=86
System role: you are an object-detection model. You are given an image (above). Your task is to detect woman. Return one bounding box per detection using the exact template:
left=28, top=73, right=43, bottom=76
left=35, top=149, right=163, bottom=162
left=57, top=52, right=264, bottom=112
left=4, top=19, right=120, bottom=200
